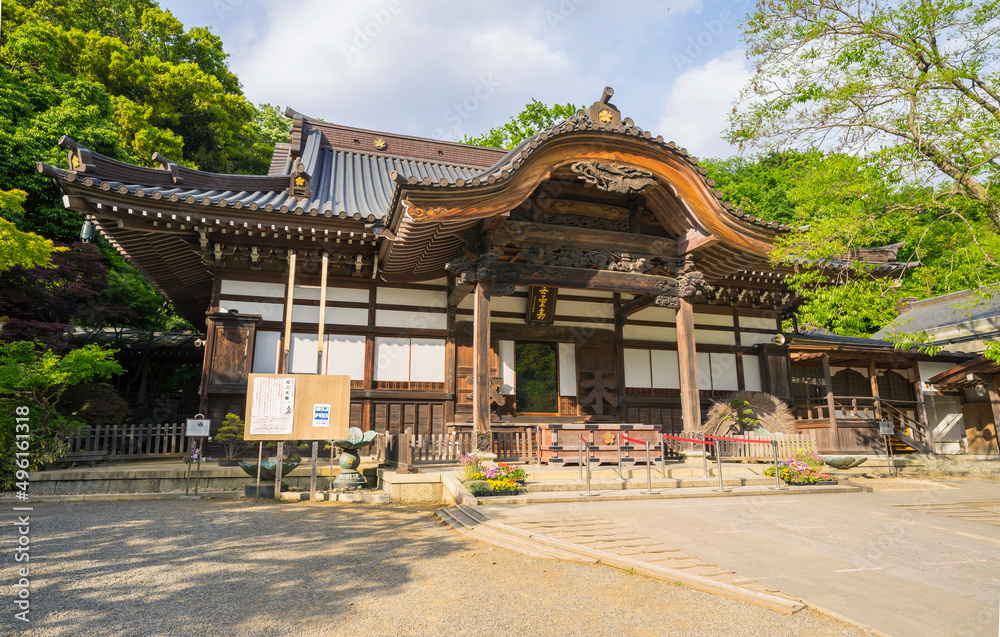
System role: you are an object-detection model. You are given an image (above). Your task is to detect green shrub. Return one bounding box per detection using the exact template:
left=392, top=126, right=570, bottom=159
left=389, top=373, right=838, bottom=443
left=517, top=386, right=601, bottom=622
left=465, top=480, right=491, bottom=495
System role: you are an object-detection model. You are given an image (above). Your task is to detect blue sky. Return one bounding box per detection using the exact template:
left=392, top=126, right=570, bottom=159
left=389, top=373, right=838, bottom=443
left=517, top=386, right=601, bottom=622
left=163, top=0, right=754, bottom=159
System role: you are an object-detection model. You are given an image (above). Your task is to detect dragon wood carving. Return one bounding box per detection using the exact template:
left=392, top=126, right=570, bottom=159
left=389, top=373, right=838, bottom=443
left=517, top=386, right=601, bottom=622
left=570, top=161, right=656, bottom=195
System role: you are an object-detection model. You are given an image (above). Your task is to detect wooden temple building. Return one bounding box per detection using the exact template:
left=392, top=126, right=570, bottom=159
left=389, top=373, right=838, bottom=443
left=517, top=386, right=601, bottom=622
left=40, top=87, right=984, bottom=456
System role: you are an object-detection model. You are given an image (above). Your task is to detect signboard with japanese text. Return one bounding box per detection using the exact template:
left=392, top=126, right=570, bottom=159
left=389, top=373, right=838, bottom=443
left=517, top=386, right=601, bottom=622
left=525, top=285, right=558, bottom=325
left=243, top=374, right=350, bottom=441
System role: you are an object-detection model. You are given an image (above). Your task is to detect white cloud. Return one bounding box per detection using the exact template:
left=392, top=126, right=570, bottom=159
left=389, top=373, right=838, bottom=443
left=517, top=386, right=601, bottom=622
left=228, top=1, right=599, bottom=140
left=654, top=48, right=749, bottom=159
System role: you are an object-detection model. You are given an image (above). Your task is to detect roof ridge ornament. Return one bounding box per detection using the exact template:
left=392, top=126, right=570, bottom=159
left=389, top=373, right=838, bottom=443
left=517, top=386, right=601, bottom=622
left=151, top=152, right=184, bottom=185
left=289, top=159, right=311, bottom=198
left=588, top=86, right=622, bottom=127
left=57, top=136, right=95, bottom=173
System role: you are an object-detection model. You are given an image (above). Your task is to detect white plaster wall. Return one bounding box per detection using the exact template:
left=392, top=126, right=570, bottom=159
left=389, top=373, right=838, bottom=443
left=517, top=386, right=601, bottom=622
left=694, top=313, right=734, bottom=327
left=222, top=280, right=285, bottom=298
left=375, top=309, right=447, bottom=330
left=623, top=325, right=677, bottom=342
left=743, top=354, right=763, bottom=391
left=252, top=331, right=281, bottom=374
left=378, top=287, right=447, bottom=308
left=558, top=343, right=577, bottom=396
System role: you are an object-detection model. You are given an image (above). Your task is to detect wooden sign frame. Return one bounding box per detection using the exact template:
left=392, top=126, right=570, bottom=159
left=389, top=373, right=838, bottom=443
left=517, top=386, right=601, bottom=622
left=526, top=285, right=558, bottom=325
left=243, top=373, right=351, bottom=441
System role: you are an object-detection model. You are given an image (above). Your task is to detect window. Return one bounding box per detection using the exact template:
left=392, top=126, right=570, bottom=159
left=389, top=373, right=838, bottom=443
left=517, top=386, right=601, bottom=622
left=373, top=337, right=445, bottom=383
left=791, top=365, right=826, bottom=401
left=624, top=348, right=680, bottom=389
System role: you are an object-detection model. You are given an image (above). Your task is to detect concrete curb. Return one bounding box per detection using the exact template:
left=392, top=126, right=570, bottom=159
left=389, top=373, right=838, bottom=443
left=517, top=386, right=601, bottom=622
left=0, top=491, right=390, bottom=504
left=476, top=483, right=864, bottom=505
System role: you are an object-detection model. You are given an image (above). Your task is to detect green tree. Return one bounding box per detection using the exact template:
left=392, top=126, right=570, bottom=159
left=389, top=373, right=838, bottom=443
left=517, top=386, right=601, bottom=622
left=0, top=0, right=283, bottom=327
left=463, top=99, right=582, bottom=149
left=0, top=189, right=64, bottom=271
left=0, top=341, right=122, bottom=487
left=728, top=0, right=1000, bottom=232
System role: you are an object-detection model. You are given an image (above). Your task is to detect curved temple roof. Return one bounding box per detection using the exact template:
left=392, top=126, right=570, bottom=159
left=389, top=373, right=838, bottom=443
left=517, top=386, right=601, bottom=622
left=37, top=87, right=919, bottom=323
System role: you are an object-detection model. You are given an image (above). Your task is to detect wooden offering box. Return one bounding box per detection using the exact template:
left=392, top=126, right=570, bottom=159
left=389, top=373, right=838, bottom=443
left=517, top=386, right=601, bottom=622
left=540, top=423, right=661, bottom=466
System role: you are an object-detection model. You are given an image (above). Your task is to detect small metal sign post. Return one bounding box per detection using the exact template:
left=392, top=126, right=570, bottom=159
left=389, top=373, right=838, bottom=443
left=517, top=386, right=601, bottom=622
left=879, top=419, right=897, bottom=476
left=184, top=415, right=210, bottom=496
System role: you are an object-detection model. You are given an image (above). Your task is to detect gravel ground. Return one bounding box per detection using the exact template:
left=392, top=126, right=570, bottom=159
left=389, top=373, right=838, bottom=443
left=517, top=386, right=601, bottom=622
left=1, top=500, right=877, bottom=637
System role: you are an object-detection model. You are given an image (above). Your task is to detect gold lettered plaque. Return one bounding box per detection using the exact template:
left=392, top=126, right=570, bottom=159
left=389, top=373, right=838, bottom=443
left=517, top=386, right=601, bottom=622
left=525, top=285, right=558, bottom=325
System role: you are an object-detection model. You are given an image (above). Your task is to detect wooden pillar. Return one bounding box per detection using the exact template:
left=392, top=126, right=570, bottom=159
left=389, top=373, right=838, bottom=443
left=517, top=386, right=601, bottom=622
left=473, top=279, right=492, bottom=450
left=868, top=359, right=882, bottom=420
left=612, top=293, right=628, bottom=422
left=316, top=252, right=329, bottom=374
left=822, top=354, right=837, bottom=434
left=987, top=378, right=1000, bottom=456
left=281, top=250, right=296, bottom=374
left=444, top=305, right=457, bottom=429
left=676, top=298, right=700, bottom=433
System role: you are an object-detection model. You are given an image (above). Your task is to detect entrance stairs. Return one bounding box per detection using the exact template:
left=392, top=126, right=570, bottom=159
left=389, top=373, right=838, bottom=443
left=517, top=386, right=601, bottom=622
left=471, top=461, right=864, bottom=504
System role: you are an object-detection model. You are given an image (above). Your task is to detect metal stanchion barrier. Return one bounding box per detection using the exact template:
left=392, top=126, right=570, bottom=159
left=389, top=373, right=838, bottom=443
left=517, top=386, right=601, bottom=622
left=713, top=446, right=730, bottom=492
left=769, top=439, right=787, bottom=490
left=700, top=433, right=710, bottom=478
left=581, top=436, right=598, bottom=497
left=659, top=436, right=667, bottom=478
left=577, top=439, right=584, bottom=482
left=704, top=434, right=777, bottom=492
left=535, top=425, right=542, bottom=466
left=621, top=434, right=656, bottom=494
left=616, top=434, right=625, bottom=484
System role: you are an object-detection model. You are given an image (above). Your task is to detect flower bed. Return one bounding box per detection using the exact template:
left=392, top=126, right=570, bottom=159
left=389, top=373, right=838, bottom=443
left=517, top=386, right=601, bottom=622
left=764, top=449, right=836, bottom=485
left=460, top=455, right=525, bottom=496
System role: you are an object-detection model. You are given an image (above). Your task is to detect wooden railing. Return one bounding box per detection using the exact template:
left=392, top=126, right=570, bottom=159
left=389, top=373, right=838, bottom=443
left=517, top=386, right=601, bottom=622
left=62, top=423, right=192, bottom=462
left=379, top=429, right=537, bottom=467
left=714, top=431, right=818, bottom=460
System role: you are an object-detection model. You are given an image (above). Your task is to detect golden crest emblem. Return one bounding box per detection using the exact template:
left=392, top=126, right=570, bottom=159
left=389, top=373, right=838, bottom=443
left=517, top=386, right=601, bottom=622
left=602, top=432, right=617, bottom=446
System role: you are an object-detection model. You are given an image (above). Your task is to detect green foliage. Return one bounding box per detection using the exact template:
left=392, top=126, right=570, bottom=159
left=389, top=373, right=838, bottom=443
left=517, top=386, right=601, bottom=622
left=0, top=189, right=65, bottom=271
left=702, top=151, right=824, bottom=225
left=709, top=150, right=1000, bottom=337
left=215, top=412, right=249, bottom=459
left=57, top=382, right=129, bottom=426
left=0, top=340, right=122, bottom=487
left=464, top=480, right=491, bottom=495
left=729, top=0, right=1000, bottom=232
left=0, top=0, right=281, bottom=327
left=463, top=99, right=581, bottom=149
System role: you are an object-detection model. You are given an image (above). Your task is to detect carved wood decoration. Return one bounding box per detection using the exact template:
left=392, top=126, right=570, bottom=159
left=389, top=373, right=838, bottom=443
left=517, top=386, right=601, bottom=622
left=571, top=161, right=656, bottom=195
left=579, top=371, right=619, bottom=417
left=654, top=258, right=715, bottom=308
left=464, top=375, right=506, bottom=407
left=445, top=253, right=517, bottom=296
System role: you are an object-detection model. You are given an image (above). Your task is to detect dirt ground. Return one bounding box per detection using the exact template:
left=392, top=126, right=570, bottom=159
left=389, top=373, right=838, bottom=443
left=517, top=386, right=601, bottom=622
left=0, top=499, right=881, bottom=637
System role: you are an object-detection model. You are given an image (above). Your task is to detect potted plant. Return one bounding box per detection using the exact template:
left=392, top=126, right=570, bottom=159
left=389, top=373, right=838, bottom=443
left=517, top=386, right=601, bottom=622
left=215, top=413, right=249, bottom=466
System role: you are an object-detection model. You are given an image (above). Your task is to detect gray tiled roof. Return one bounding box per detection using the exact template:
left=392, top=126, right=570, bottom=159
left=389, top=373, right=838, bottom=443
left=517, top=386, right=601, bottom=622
left=873, top=289, right=1000, bottom=337
left=40, top=132, right=482, bottom=221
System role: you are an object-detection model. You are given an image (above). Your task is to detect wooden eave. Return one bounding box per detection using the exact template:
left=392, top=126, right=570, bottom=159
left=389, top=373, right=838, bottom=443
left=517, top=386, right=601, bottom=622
left=379, top=127, right=786, bottom=281
left=927, top=356, right=1000, bottom=389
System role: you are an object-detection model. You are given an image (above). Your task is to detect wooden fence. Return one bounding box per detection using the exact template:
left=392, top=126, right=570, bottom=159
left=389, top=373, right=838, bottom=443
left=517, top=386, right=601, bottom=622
left=63, top=423, right=192, bottom=462
left=713, top=432, right=818, bottom=460
left=379, top=429, right=537, bottom=467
